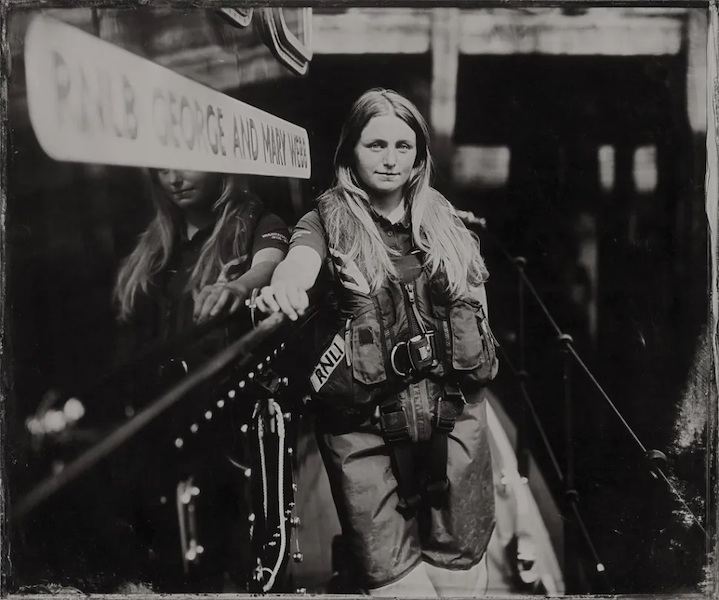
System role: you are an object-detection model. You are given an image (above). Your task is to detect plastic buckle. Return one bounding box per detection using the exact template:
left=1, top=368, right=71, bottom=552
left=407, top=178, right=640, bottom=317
left=391, top=333, right=438, bottom=378
left=407, top=332, right=437, bottom=372
left=397, top=492, right=423, bottom=516
left=435, top=397, right=457, bottom=433
left=380, top=405, right=411, bottom=442
left=426, top=478, right=449, bottom=496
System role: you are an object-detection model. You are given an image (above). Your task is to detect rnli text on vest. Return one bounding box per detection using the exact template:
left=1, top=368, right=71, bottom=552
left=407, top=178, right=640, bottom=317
left=310, top=335, right=346, bottom=392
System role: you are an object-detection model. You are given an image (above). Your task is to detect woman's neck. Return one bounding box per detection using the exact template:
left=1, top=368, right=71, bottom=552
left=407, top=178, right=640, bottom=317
left=369, top=192, right=405, bottom=223
left=183, top=208, right=215, bottom=240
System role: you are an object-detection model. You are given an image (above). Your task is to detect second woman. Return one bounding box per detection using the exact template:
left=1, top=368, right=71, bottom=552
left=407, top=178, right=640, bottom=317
left=114, top=169, right=289, bottom=591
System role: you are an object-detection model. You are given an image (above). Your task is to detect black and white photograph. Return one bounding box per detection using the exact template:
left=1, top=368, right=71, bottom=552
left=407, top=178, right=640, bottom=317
left=1, top=3, right=716, bottom=597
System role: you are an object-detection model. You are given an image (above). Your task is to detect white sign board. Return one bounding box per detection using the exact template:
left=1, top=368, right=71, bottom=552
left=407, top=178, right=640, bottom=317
left=24, top=16, right=311, bottom=179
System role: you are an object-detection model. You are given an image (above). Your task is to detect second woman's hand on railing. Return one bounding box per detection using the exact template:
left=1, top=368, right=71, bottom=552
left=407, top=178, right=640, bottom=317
left=193, top=281, right=249, bottom=324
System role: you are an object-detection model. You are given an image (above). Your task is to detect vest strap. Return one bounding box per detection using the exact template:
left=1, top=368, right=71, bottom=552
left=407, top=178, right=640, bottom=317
left=379, top=400, right=421, bottom=518
left=426, top=385, right=464, bottom=507
left=379, top=401, right=410, bottom=442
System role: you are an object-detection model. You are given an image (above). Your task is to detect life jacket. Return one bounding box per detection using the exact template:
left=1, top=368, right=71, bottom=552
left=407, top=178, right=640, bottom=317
left=308, top=202, right=499, bottom=413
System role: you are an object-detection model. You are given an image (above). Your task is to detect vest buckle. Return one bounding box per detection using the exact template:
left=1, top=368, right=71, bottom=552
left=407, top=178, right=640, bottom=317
left=390, top=332, right=438, bottom=378
left=435, top=396, right=458, bottom=434
left=379, top=403, right=411, bottom=442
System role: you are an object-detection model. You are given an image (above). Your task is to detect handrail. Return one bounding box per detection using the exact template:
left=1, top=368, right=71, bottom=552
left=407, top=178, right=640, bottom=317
left=50, top=309, right=249, bottom=412
left=467, top=214, right=709, bottom=542
left=497, top=345, right=564, bottom=485
left=12, top=308, right=317, bottom=522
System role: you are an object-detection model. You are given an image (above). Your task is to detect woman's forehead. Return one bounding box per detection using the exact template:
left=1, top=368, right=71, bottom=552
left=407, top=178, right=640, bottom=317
left=360, top=114, right=416, bottom=140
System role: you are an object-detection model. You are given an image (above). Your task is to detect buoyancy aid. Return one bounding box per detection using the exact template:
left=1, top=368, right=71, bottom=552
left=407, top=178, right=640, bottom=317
left=308, top=211, right=499, bottom=413
left=308, top=201, right=498, bottom=513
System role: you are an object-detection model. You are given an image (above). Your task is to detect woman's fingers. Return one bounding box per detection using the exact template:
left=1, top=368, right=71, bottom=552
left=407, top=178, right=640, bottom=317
left=193, top=286, right=213, bottom=322
left=229, top=296, right=242, bottom=314
left=256, top=286, right=280, bottom=314
left=285, top=285, right=309, bottom=316
left=208, top=288, right=232, bottom=317
left=272, top=284, right=299, bottom=321
left=194, top=284, right=228, bottom=322
left=194, top=283, right=251, bottom=322
left=256, top=284, right=306, bottom=321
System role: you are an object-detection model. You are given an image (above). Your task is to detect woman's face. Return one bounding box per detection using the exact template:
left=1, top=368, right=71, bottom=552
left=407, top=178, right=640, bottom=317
left=156, top=169, right=220, bottom=212
left=353, top=114, right=418, bottom=202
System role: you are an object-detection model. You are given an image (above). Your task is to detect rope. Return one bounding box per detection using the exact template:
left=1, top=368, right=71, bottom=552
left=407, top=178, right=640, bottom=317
left=256, top=399, right=287, bottom=592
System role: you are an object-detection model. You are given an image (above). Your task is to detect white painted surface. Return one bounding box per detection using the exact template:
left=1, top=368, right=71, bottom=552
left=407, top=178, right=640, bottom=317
left=25, top=16, right=311, bottom=178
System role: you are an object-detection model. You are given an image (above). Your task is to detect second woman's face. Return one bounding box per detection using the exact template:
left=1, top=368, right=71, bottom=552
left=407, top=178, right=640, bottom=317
left=353, top=114, right=418, bottom=202
left=157, top=169, right=221, bottom=212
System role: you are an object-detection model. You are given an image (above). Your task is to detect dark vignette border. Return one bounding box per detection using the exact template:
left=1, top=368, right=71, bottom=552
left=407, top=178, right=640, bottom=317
left=0, top=1, right=715, bottom=598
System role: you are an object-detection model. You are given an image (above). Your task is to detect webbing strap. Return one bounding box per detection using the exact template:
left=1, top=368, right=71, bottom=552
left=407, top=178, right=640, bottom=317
left=379, top=387, right=464, bottom=514
left=426, top=388, right=464, bottom=507
left=379, top=401, right=421, bottom=517
left=391, top=442, right=422, bottom=517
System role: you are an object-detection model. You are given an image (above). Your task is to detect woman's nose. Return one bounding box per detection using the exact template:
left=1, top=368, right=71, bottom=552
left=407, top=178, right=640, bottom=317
left=167, top=170, right=182, bottom=186
left=383, top=147, right=397, bottom=167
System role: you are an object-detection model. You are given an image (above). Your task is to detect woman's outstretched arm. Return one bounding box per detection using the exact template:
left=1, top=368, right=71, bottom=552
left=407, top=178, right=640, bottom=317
left=255, top=245, right=323, bottom=321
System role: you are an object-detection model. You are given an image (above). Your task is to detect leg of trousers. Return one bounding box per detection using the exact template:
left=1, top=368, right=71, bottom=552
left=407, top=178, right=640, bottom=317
left=367, top=562, right=438, bottom=598
left=424, top=555, right=489, bottom=597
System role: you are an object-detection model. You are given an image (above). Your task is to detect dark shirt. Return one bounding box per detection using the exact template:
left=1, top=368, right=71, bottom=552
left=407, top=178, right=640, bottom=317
left=290, top=205, right=423, bottom=286
left=290, top=205, right=412, bottom=257
left=159, top=212, right=289, bottom=341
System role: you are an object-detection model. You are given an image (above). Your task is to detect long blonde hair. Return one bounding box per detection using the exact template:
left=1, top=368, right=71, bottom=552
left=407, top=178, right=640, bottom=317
left=114, top=171, right=256, bottom=321
left=321, top=88, right=488, bottom=299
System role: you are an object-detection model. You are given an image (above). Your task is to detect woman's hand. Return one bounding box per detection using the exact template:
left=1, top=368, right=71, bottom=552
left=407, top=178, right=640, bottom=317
left=193, top=282, right=248, bottom=323
left=255, top=282, right=309, bottom=322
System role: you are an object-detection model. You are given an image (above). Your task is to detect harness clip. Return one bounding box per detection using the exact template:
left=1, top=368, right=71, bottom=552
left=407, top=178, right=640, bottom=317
left=380, top=405, right=411, bottom=442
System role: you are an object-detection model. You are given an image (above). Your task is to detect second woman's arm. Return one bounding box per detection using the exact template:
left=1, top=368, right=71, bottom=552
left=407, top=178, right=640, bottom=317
left=194, top=212, right=290, bottom=322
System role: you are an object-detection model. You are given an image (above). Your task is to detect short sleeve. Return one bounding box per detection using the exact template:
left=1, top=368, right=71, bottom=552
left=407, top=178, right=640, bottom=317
left=251, top=212, right=290, bottom=256
left=289, top=209, right=328, bottom=262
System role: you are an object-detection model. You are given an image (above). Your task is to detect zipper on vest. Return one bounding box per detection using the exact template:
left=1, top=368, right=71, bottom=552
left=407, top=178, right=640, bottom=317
left=402, top=282, right=430, bottom=440
left=403, top=282, right=427, bottom=336
left=344, top=317, right=352, bottom=367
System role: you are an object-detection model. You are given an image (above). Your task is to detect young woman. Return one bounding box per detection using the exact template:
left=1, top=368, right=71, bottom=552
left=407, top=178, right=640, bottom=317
left=116, top=169, right=288, bottom=335
left=256, top=89, right=499, bottom=597
left=114, top=169, right=289, bottom=591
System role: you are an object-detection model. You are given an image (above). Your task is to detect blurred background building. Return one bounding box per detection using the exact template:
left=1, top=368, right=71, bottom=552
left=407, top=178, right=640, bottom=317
left=5, top=5, right=712, bottom=595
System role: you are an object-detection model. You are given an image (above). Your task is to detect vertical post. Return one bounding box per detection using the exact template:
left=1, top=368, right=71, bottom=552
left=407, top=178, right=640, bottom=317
left=559, top=332, right=580, bottom=592
left=515, top=257, right=530, bottom=478
left=560, top=334, right=575, bottom=493
left=430, top=8, right=460, bottom=191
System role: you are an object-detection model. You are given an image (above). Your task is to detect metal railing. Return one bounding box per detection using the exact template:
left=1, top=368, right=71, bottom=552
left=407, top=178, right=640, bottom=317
left=465, top=213, right=709, bottom=593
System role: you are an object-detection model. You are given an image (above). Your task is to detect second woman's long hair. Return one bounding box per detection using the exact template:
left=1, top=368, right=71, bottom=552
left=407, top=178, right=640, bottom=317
left=321, top=88, right=488, bottom=299
left=114, top=172, right=253, bottom=321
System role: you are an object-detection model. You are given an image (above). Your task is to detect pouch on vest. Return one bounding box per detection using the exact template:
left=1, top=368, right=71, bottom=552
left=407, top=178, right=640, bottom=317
left=447, top=297, right=499, bottom=390
left=308, top=304, right=388, bottom=409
